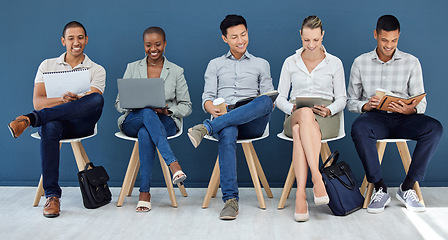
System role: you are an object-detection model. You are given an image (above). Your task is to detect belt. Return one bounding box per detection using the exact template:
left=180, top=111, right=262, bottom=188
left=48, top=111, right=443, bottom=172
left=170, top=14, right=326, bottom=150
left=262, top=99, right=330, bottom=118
left=227, top=104, right=236, bottom=110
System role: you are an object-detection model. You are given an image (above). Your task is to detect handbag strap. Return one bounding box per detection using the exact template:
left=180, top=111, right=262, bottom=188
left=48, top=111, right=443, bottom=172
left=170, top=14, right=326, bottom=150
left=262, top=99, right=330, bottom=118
left=84, top=162, right=96, bottom=171
left=332, top=165, right=356, bottom=190
left=320, top=151, right=339, bottom=172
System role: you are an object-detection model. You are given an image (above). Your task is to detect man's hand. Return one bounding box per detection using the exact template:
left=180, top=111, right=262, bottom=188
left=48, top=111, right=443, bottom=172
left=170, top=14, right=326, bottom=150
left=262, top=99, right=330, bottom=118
left=62, top=91, right=80, bottom=103
left=362, top=96, right=381, bottom=112
left=388, top=100, right=417, bottom=115
left=204, top=100, right=226, bottom=118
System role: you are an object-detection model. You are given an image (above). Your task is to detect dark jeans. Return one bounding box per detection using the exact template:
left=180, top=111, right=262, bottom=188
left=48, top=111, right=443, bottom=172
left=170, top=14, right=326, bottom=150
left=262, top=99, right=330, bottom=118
left=203, top=95, right=273, bottom=202
left=34, top=93, right=104, bottom=198
left=122, top=108, right=177, bottom=193
left=351, top=110, right=443, bottom=184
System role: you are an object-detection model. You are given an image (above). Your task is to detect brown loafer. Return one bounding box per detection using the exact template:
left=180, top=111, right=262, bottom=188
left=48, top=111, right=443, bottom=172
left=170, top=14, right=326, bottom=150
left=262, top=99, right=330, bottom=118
left=43, top=197, right=60, bottom=218
left=8, top=116, right=30, bottom=138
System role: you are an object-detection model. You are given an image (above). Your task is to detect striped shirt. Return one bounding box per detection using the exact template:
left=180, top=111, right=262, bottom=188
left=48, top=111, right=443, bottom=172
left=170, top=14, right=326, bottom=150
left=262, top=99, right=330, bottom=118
left=201, top=50, right=274, bottom=112
left=347, top=48, right=426, bottom=113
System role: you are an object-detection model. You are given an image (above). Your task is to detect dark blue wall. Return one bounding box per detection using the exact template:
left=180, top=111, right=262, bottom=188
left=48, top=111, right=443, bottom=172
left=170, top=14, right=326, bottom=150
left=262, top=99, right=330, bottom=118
left=2, top=0, right=447, bottom=188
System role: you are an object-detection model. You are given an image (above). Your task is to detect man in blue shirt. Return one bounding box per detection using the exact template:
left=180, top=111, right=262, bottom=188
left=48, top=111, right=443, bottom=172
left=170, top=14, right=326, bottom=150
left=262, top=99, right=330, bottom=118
left=188, top=15, right=274, bottom=220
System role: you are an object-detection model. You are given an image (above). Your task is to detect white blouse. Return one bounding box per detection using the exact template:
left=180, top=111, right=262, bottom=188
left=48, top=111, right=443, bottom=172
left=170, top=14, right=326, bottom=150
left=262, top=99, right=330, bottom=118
left=276, top=47, right=347, bottom=115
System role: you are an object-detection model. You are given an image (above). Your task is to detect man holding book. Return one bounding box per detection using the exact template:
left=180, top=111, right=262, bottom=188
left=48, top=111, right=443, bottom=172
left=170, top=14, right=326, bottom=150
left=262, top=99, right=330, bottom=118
left=7, top=21, right=105, bottom=218
left=347, top=15, right=442, bottom=213
left=187, top=14, right=274, bottom=220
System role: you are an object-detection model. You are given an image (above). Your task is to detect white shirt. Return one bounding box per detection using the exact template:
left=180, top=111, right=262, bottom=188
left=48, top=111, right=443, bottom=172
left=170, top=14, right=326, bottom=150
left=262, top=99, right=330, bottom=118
left=34, top=53, right=106, bottom=94
left=276, top=47, right=347, bottom=115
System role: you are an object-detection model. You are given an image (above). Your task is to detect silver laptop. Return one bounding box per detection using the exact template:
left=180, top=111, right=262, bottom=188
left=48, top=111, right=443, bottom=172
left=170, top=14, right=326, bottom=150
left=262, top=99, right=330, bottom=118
left=117, top=78, right=166, bottom=109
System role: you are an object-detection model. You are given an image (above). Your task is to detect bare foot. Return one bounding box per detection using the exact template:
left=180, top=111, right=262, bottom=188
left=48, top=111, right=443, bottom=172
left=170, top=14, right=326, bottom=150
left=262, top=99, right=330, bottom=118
left=136, top=192, right=151, bottom=212
left=169, top=161, right=182, bottom=174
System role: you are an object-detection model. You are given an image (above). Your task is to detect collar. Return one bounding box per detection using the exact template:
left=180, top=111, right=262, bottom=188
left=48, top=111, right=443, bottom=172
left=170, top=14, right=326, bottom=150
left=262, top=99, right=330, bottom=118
left=140, top=55, right=169, bottom=69
left=225, top=50, right=252, bottom=60
left=371, top=47, right=402, bottom=63
left=57, top=52, right=92, bottom=69
left=295, top=46, right=329, bottom=64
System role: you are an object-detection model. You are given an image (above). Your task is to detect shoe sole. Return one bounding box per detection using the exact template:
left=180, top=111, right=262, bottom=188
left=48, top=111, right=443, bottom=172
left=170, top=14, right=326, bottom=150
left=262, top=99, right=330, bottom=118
left=219, top=211, right=238, bottom=220
left=187, top=131, right=199, bottom=148
left=173, top=174, right=187, bottom=185
left=396, top=192, right=426, bottom=212
left=43, top=213, right=60, bottom=218
left=7, top=124, right=17, bottom=138
left=367, top=197, right=391, bottom=214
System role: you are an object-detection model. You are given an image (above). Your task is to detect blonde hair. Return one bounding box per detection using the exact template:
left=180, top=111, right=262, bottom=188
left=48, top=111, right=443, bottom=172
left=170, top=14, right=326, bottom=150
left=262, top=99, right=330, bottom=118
left=301, top=15, right=323, bottom=33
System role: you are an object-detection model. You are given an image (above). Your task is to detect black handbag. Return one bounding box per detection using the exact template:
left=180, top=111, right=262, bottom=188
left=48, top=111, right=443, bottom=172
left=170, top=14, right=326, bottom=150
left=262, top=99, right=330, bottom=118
left=77, top=162, right=112, bottom=209
left=320, top=151, right=364, bottom=216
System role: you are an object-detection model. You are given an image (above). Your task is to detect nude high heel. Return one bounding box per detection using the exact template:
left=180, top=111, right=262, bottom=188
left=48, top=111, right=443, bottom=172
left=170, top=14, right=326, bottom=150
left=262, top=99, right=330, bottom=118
left=294, top=201, right=309, bottom=222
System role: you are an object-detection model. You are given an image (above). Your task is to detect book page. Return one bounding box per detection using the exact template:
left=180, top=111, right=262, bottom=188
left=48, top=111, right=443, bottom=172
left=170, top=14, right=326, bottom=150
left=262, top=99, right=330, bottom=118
left=43, top=69, right=90, bottom=98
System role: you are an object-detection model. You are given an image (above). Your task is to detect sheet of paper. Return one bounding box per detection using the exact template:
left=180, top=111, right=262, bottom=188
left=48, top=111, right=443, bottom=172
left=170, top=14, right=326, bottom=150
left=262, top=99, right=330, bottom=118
left=43, top=69, right=90, bottom=98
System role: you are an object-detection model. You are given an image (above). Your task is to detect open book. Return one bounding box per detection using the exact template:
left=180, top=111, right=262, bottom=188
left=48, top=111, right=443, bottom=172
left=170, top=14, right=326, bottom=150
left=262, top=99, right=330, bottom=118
left=234, top=90, right=279, bottom=108
left=377, top=92, right=426, bottom=112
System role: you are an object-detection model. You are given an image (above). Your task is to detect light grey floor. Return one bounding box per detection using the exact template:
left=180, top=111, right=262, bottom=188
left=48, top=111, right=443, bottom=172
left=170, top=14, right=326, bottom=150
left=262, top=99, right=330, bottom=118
left=0, top=187, right=447, bottom=240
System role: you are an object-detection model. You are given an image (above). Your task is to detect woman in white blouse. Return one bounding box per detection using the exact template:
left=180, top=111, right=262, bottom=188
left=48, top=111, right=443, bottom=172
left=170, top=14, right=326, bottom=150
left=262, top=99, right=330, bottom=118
left=275, top=16, right=346, bottom=222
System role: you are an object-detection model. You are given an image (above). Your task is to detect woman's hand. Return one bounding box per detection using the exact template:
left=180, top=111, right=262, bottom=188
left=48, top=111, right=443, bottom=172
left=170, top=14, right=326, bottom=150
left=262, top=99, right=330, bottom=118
left=154, top=105, right=171, bottom=115
left=313, top=104, right=331, bottom=117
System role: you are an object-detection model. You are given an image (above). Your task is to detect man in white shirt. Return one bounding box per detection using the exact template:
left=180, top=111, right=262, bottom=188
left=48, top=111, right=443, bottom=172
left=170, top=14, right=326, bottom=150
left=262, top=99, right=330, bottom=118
left=8, top=21, right=106, bottom=218
left=347, top=15, right=442, bottom=214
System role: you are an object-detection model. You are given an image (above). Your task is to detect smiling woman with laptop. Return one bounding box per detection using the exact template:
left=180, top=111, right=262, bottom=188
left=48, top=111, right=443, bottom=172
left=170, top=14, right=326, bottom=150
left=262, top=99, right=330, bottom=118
left=115, top=26, right=192, bottom=212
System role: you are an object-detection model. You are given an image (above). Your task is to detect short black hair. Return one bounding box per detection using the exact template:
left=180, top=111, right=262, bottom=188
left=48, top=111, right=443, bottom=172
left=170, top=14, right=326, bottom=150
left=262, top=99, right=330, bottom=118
left=62, top=21, right=87, bottom=38
left=143, top=26, right=166, bottom=42
left=376, top=15, right=400, bottom=33
left=220, top=14, right=247, bottom=36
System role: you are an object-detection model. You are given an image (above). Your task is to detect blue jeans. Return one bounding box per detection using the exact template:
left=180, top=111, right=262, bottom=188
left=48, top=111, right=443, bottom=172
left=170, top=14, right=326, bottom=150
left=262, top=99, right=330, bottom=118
left=34, top=93, right=104, bottom=198
left=351, top=110, right=443, bottom=183
left=122, top=108, right=177, bottom=193
left=203, top=95, right=273, bottom=202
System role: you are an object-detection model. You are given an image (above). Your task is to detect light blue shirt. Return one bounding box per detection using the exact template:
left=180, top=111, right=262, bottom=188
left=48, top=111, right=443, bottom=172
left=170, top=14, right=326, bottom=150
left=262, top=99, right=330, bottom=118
left=202, top=50, right=274, bottom=112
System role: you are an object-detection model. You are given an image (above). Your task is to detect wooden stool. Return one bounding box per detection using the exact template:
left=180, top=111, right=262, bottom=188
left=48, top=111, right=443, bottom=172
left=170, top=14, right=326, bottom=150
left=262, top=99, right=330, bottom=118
left=115, top=120, right=187, bottom=208
left=202, top=124, right=273, bottom=209
left=32, top=126, right=97, bottom=206
left=359, top=139, right=424, bottom=208
left=277, top=112, right=345, bottom=209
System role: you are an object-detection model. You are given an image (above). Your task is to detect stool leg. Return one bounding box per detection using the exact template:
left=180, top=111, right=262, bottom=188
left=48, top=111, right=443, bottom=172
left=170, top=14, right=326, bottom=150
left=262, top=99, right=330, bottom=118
left=202, top=157, right=220, bottom=208
left=210, top=156, right=220, bottom=198
left=70, top=141, right=90, bottom=171
left=363, top=141, right=387, bottom=208
left=158, top=149, right=178, bottom=208
left=278, top=161, right=295, bottom=209
left=396, top=141, right=425, bottom=205
left=360, top=176, right=369, bottom=195
left=177, top=182, right=188, bottom=197
left=117, top=142, right=139, bottom=207
left=248, top=143, right=273, bottom=198
left=128, top=160, right=139, bottom=197
left=33, top=175, right=45, bottom=207
left=242, top=142, right=266, bottom=209
left=363, top=183, right=375, bottom=208
left=320, top=143, right=332, bottom=164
